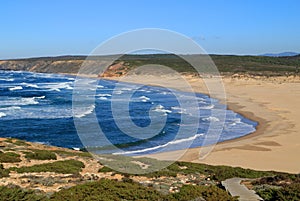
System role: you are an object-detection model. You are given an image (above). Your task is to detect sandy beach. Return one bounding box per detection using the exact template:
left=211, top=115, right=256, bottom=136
left=107, top=74, right=300, bottom=174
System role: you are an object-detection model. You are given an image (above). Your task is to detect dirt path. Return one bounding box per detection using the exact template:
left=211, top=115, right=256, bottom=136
left=221, top=178, right=263, bottom=201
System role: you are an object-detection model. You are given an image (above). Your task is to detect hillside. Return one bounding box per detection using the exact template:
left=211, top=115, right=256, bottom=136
left=0, top=54, right=300, bottom=77
left=0, top=138, right=299, bottom=200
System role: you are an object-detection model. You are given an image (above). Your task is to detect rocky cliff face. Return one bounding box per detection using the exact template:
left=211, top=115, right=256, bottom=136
left=0, top=56, right=85, bottom=74
left=0, top=56, right=128, bottom=77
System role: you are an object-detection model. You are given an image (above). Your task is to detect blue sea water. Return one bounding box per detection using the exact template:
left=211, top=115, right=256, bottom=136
left=0, top=70, right=257, bottom=155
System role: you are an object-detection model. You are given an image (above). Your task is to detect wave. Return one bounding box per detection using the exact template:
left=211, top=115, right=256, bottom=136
left=171, top=106, right=190, bottom=115
left=0, top=78, right=14, bottom=81
left=0, top=112, right=6, bottom=118
left=152, top=104, right=172, bottom=114
left=96, top=93, right=112, bottom=97
left=21, top=82, right=39, bottom=88
left=113, top=133, right=204, bottom=155
left=139, top=95, right=150, bottom=102
left=0, top=106, right=21, bottom=111
left=98, top=97, right=108, bottom=100
left=202, top=116, right=220, bottom=122
left=9, top=86, right=23, bottom=91
left=40, top=82, right=73, bottom=91
left=199, top=104, right=214, bottom=109
left=74, top=104, right=95, bottom=118
left=0, top=96, right=44, bottom=106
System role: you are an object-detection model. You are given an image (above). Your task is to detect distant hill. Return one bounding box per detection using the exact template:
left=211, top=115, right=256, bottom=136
left=260, top=52, right=300, bottom=57
left=1, top=54, right=300, bottom=76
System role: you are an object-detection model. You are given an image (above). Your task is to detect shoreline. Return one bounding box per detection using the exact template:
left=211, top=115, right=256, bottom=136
left=31, top=71, right=300, bottom=173
left=1, top=70, right=299, bottom=173
left=141, top=75, right=299, bottom=173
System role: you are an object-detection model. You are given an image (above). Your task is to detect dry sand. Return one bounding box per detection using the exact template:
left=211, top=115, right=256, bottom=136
left=106, top=74, right=300, bottom=174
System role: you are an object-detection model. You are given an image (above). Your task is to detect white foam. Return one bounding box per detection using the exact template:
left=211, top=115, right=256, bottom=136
left=171, top=106, right=189, bottom=114
left=35, top=96, right=45, bottom=99
left=21, top=82, right=39, bottom=88
left=96, top=93, right=112, bottom=97
left=202, top=116, right=220, bottom=122
left=0, top=78, right=14, bottom=81
left=98, top=97, right=108, bottom=100
left=40, top=82, right=73, bottom=91
left=74, top=104, right=95, bottom=118
left=199, top=104, right=214, bottom=109
left=0, top=96, right=43, bottom=106
left=114, top=90, right=123, bottom=95
left=152, top=104, right=172, bottom=114
left=0, top=106, right=21, bottom=110
left=0, top=112, right=6, bottom=118
left=114, top=133, right=204, bottom=155
left=20, top=97, right=39, bottom=105
left=9, top=86, right=23, bottom=91
left=139, top=95, right=150, bottom=102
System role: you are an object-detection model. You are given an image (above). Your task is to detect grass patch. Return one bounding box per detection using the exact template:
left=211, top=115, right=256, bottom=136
left=0, top=151, right=21, bottom=163
left=10, top=159, right=84, bottom=175
left=23, top=149, right=57, bottom=160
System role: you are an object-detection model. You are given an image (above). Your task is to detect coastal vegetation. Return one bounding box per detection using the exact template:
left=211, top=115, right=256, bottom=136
left=0, top=138, right=299, bottom=200
left=10, top=159, right=85, bottom=175
left=23, top=149, right=57, bottom=160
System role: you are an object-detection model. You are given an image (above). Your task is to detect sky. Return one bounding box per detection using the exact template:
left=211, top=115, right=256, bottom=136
left=1, top=0, right=300, bottom=59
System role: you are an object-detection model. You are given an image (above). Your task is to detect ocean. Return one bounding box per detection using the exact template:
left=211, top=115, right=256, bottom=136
left=0, top=70, right=257, bottom=155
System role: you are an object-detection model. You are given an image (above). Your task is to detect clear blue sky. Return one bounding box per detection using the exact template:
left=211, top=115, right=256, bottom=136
left=1, top=0, right=300, bottom=59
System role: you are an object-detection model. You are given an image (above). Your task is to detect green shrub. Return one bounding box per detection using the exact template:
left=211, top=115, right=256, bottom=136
left=50, top=179, right=168, bottom=201
left=13, top=140, right=29, bottom=146
left=0, top=185, right=47, bottom=201
left=98, top=166, right=113, bottom=173
left=0, top=164, right=10, bottom=178
left=24, top=149, right=57, bottom=160
left=257, top=183, right=300, bottom=201
left=171, top=185, right=237, bottom=201
left=0, top=151, right=21, bottom=163
left=10, top=159, right=84, bottom=175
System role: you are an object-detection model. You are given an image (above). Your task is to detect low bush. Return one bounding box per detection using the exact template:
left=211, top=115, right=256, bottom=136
left=24, top=149, right=57, bottom=160
left=10, top=159, right=84, bottom=175
left=256, top=183, right=300, bottom=201
left=171, top=185, right=237, bottom=201
left=0, top=151, right=21, bottom=163
left=50, top=179, right=168, bottom=201
left=0, top=164, right=10, bottom=178
left=0, top=185, right=47, bottom=201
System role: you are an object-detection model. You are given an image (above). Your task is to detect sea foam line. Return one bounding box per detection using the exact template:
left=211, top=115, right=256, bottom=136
left=113, top=133, right=204, bottom=155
